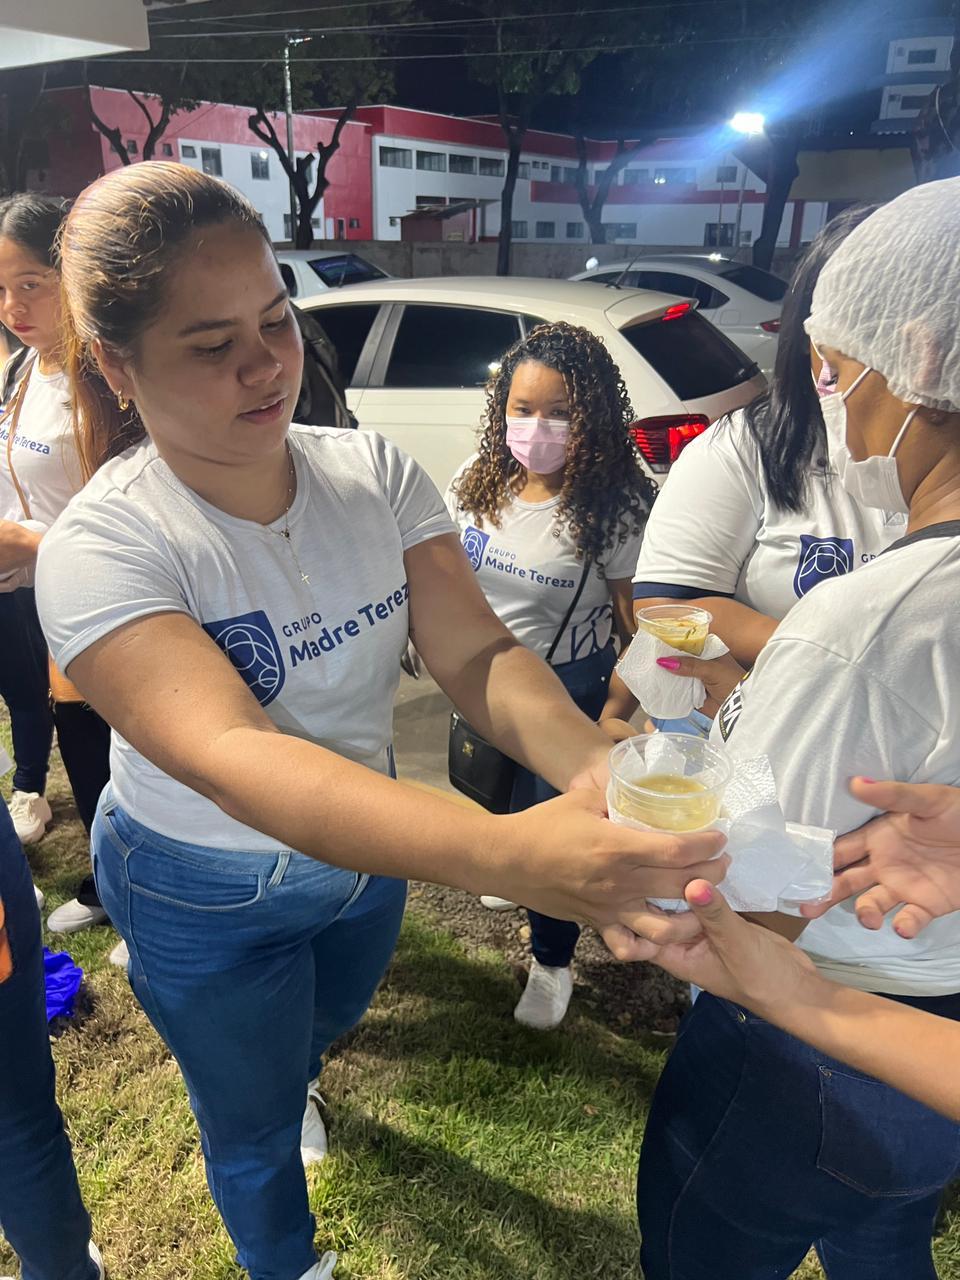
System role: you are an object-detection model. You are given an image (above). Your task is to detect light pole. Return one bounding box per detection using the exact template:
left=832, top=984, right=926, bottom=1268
left=283, top=36, right=297, bottom=245
left=729, top=111, right=765, bottom=260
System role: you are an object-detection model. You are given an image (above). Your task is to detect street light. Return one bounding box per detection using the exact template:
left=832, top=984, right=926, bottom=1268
left=729, top=111, right=765, bottom=259
left=284, top=34, right=312, bottom=245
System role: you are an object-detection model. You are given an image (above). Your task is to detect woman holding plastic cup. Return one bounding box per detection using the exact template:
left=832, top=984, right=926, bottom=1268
left=446, top=321, right=655, bottom=1029
left=633, top=178, right=960, bottom=1280
left=632, top=205, right=901, bottom=736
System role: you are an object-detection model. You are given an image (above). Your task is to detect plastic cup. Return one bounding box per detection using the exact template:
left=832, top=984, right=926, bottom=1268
left=608, top=732, right=732, bottom=833
left=635, top=604, right=712, bottom=656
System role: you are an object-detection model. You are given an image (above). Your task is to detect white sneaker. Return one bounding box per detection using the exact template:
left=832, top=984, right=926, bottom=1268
left=480, top=895, right=517, bottom=911
left=90, top=1241, right=105, bottom=1278
left=296, top=1252, right=338, bottom=1279
left=47, top=898, right=109, bottom=933
left=34, top=883, right=45, bottom=911
left=109, top=939, right=129, bottom=968
left=301, top=1081, right=328, bottom=1166
left=9, top=791, right=52, bottom=844
left=513, top=959, right=573, bottom=1030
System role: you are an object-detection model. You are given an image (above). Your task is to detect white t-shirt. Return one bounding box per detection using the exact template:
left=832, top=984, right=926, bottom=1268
left=0, top=359, right=81, bottom=534
left=36, top=426, right=455, bottom=852
left=445, top=459, right=643, bottom=664
left=633, top=409, right=906, bottom=619
left=712, top=522, right=960, bottom=997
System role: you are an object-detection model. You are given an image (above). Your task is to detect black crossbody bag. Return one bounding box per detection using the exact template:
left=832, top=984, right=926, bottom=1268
left=447, top=557, right=593, bottom=813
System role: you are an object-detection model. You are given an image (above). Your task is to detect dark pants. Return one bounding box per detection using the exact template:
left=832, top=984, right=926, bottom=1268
left=0, top=801, right=98, bottom=1280
left=0, top=589, right=52, bottom=795
left=53, top=702, right=112, bottom=909
left=510, top=643, right=616, bottom=969
left=637, top=990, right=960, bottom=1280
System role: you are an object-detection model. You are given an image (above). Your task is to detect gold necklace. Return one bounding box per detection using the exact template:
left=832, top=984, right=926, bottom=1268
left=271, top=445, right=310, bottom=585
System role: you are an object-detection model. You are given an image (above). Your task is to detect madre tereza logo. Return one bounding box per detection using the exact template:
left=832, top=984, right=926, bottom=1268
left=203, top=586, right=409, bottom=707
left=793, top=535, right=854, bottom=598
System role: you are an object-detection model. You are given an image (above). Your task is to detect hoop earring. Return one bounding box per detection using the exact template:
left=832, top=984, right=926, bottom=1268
left=117, top=392, right=130, bottom=412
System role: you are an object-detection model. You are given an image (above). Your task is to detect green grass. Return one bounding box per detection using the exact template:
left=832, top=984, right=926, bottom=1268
left=2, top=724, right=960, bottom=1278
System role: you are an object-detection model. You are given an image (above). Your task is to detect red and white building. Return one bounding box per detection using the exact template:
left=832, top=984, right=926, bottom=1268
left=31, top=89, right=828, bottom=250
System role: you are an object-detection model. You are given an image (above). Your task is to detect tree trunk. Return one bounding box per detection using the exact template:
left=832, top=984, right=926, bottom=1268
left=573, top=134, right=605, bottom=243
left=752, top=133, right=799, bottom=271
left=497, top=122, right=524, bottom=276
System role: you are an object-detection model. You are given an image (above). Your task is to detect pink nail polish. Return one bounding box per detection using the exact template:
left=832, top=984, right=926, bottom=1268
left=860, top=777, right=876, bottom=785
left=687, top=882, right=713, bottom=906
left=657, top=657, right=681, bottom=671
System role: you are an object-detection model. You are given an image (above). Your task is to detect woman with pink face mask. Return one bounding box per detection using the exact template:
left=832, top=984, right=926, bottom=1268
left=446, top=321, right=656, bottom=1029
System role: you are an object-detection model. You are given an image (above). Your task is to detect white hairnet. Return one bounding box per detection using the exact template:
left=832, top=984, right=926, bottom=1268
left=805, top=177, right=960, bottom=413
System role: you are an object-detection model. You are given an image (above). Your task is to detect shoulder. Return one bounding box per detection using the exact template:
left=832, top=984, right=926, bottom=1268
left=43, top=441, right=162, bottom=544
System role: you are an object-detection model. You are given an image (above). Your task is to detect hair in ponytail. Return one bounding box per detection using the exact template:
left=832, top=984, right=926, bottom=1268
left=58, top=161, right=270, bottom=479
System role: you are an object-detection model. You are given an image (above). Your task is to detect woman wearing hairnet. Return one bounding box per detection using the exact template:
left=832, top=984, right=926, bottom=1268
left=634, top=177, right=960, bottom=1279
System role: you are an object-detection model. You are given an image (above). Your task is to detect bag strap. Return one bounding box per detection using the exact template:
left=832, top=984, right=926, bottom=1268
left=545, top=555, right=593, bottom=665
left=4, top=357, right=35, bottom=522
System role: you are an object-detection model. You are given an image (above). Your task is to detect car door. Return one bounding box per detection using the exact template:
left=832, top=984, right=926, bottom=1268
left=300, top=300, right=388, bottom=421
left=356, top=303, right=526, bottom=491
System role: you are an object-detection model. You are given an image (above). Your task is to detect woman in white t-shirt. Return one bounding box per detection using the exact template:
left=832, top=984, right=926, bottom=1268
left=36, top=162, right=725, bottom=1280
left=633, top=204, right=904, bottom=736
left=0, top=195, right=112, bottom=935
left=634, top=177, right=960, bottom=1280
left=446, top=322, right=654, bottom=1030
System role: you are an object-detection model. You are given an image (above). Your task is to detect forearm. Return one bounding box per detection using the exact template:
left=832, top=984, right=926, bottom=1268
left=600, top=667, right=638, bottom=722
left=202, top=725, right=501, bottom=891
left=438, top=634, right=611, bottom=792
left=755, top=974, right=960, bottom=1122
left=0, top=524, right=42, bottom=574
left=635, top=594, right=777, bottom=667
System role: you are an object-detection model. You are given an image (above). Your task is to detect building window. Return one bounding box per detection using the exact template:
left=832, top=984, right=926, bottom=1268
left=349, top=217, right=361, bottom=229
left=181, top=144, right=196, bottom=158
left=716, top=165, right=738, bottom=184
left=623, top=168, right=648, bottom=184
left=907, top=47, right=937, bottom=64
left=379, top=145, right=412, bottom=168
left=603, top=222, right=637, bottom=240
left=161, top=142, right=173, bottom=157
left=704, top=222, right=735, bottom=247
left=899, top=94, right=930, bottom=111
left=550, top=164, right=561, bottom=182
left=517, top=161, right=530, bottom=179
left=126, top=139, right=138, bottom=155
left=449, top=153, right=476, bottom=175
left=479, top=156, right=504, bottom=177
left=535, top=221, right=555, bottom=238
left=566, top=221, right=584, bottom=239
left=511, top=220, right=528, bottom=238
left=417, top=149, right=446, bottom=172
left=251, top=150, right=270, bottom=180
left=201, top=147, right=222, bottom=176
left=654, top=167, right=695, bottom=186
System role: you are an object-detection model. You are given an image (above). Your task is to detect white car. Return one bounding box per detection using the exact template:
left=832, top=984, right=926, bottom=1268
left=299, top=276, right=766, bottom=492
left=275, top=248, right=388, bottom=300
left=571, top=255, right=786, bottom=379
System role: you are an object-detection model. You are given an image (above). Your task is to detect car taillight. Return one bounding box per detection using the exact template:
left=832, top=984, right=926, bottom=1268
left=760, top=318, right=781, bottom=333
left=629, top=415, right=710, bottom=473
left=662, top=301, right=692, bottom=321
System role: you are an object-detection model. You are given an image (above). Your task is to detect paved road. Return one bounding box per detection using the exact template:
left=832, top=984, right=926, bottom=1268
left=392, top=670, right=455, bottom=793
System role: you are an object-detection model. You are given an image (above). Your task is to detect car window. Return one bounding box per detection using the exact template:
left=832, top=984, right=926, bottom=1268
left=305, top=303, right=381, bottom=384
left=279, top=263, right=298, bottom=298
left=621, top=311, right=756, bottom=400
left=307, top=254, right=386, bottom=288
left=716, top=264, right=787, bottom=303
left=382, top=305, right=523, bottom=388
left=632, top=270, right=727, bottom=311
left=522, top=313, right=550, bottom=335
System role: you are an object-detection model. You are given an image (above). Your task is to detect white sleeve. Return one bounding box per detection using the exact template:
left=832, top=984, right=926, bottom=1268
left=633, top=417, right=764, bottom=598
left=719, top=631, right=936, bottom=836
left=366, top=434, right=456, bottom=551
left=35, top=503, right=191, bottom=672
left=604, top=524, right=646, bottom=581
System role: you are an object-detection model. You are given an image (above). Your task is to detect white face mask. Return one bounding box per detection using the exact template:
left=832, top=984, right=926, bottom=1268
left=819, top=366, right=918, bottom=514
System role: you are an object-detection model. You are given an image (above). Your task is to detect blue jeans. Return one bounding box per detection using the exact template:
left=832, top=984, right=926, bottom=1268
left=0, top=802, right=97, bottom=1280
left=0, top=588, right=53, bottom=794
left=511, top=644, right=616, bottom=968
left=92, top=787, right=407, bottom=1280
left=637, top=991, right=960, bottom=1279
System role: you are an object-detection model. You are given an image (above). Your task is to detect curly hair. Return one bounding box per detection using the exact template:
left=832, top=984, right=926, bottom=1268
left=451, top=321, right=656, bottom=565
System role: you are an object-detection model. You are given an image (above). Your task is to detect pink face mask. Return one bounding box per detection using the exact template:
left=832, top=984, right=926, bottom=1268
left=505, top=416, right=570, bottom=474
left=812, top=342, right=837, bottom=399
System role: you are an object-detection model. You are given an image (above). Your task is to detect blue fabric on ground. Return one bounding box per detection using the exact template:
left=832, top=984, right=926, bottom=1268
left=43, top=947, right=83, bottom=1021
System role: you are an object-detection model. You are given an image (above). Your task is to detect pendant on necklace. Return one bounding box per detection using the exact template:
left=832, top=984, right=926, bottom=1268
left=300, top=572, right=310, bottom=584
